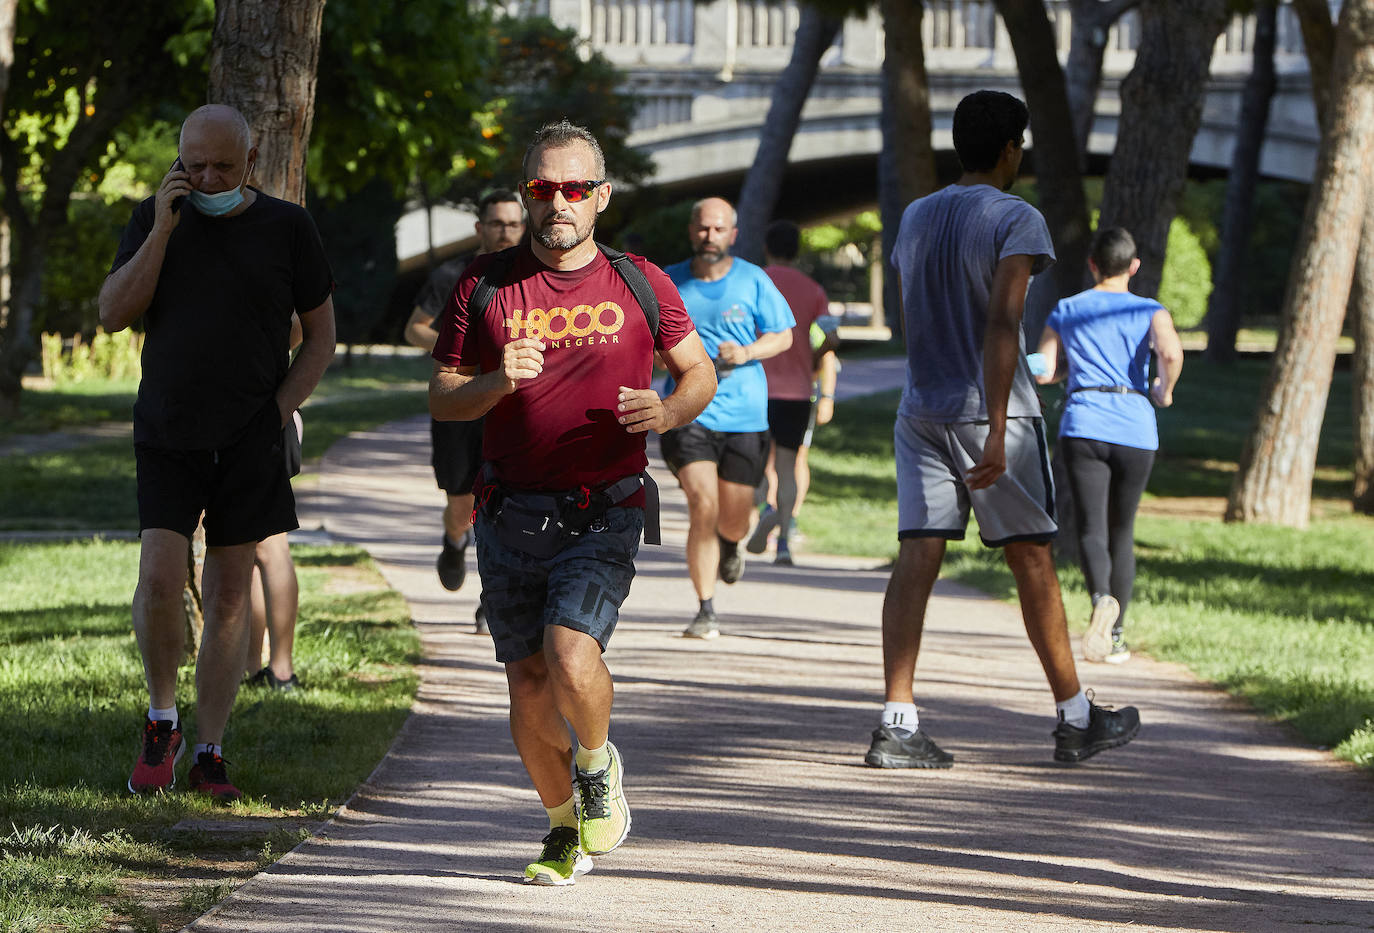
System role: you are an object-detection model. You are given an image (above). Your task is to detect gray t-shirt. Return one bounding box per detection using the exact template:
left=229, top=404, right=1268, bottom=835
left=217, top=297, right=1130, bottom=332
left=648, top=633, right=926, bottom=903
left=889, top=184, right=1055, bottom=423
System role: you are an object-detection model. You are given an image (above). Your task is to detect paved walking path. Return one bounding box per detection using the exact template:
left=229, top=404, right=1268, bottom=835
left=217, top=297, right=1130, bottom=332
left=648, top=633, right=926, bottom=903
left=184, top=405, right=1374, bottom=931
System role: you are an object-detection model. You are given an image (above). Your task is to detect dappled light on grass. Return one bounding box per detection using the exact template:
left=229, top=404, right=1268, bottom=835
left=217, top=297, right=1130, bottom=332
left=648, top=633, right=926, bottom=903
left=794, top=374, right=1374, bottom=768
left=0, top=541, right=419, bottom=930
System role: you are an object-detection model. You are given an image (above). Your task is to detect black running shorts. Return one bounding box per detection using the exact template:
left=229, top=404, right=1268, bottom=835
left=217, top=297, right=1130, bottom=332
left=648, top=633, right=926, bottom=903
left=136, top=400, right=298, bottom=547
left=767, top=398, right=813, bottom=451
left=659, top=421, right=771, bottom=487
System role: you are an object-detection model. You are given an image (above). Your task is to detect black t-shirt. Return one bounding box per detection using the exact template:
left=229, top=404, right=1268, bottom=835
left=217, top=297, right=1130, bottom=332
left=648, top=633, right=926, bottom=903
left=414, top=255, right=471, bottom=319
left=111, top=189, right=333, bottom=449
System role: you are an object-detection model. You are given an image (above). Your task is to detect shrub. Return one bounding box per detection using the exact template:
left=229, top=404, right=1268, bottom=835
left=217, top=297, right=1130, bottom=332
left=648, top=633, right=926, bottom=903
left=41, top=329, right=143, bottom=385
left=1157, top=216, right=1212, bottom=330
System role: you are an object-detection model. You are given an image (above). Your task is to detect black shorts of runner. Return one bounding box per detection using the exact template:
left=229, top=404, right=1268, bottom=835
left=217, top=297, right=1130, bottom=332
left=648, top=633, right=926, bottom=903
left=767, top=398, right=813, bottom=451
left=431, top=416, right=484, bottom=494
left=136, top=401, right=297, bottom=547
left=660, top=421, right=771, bottom=486
left=475, top=504, right=643, bottom=664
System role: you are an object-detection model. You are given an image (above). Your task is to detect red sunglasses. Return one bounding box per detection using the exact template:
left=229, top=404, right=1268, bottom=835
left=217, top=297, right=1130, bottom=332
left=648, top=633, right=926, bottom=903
left=524, top=179, right=604, bottom=202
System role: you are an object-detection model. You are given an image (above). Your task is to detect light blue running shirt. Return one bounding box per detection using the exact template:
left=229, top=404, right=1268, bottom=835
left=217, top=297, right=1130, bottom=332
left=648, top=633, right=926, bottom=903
left=890, top=184, right=1055, bottom=423
left=665, top=257, right=795, bottom=432
left=1046, top=288, right=1164, bottom=451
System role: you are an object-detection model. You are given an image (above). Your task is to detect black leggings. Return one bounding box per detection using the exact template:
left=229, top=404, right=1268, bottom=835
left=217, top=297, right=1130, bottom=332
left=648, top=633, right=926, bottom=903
left=1060, top=436, right=1155, bottom=632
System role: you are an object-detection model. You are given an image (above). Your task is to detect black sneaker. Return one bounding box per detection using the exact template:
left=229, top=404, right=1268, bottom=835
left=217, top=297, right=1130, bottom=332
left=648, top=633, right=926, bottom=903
left=718, top=548, right=743, bottom=585
left=682, top=607, right=719, bottom=639
left=864, top=725, right=954, bottom=769
left=1053, top=699, right=1140, bottom=762
left=246, top=667, right=301, bottom=691
left=437, top=532, right=469, bottom=592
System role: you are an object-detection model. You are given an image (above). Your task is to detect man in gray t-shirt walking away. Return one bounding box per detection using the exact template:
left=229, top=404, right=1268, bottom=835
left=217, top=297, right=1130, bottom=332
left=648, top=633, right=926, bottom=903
left=865, top=90, right=1140, bottom=768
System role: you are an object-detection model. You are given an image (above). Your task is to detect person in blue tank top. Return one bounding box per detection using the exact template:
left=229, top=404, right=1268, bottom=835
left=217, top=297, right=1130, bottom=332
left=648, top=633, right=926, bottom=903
left=1036, top=226, right=1183, bottom=664
left=661, top=197, right=795, bottom=639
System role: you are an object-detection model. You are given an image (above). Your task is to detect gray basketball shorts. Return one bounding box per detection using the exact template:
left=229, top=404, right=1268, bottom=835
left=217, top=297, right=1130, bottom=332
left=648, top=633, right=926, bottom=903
left=894, top=414, right=1057, bottom=547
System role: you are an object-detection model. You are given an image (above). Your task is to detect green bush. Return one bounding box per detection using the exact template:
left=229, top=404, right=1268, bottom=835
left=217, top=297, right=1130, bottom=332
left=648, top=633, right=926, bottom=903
left=1157, top=215, right=1212, bottom=330
left=41, top=330, right=143, bottom=385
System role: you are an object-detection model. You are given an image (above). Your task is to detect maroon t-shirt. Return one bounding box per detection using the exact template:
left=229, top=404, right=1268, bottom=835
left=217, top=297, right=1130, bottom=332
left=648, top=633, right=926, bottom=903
left=432, top=246, right=693, bottom=494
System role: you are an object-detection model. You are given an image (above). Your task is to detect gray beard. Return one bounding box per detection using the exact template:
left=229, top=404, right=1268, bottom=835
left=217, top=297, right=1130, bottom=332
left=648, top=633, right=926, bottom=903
left=535, top=221, right=589, bottom=251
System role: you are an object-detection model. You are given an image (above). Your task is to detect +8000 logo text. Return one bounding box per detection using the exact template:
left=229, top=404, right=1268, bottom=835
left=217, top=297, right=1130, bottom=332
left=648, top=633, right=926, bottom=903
left=504, top=302, right=625, bottom=347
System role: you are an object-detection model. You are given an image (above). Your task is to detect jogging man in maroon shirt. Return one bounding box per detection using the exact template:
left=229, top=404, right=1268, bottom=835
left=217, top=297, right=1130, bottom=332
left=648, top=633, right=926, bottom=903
left=430, top=120, right=715, bottom=885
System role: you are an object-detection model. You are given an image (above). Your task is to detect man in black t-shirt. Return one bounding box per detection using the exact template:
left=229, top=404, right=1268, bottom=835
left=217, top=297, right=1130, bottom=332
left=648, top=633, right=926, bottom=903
left=99, top=104, right=336, bottom=803
left=403, top=189, right=524, bottom=631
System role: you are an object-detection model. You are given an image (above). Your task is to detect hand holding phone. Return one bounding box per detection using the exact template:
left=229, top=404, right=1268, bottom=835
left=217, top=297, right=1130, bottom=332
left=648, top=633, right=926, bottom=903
left=169, top=158, right=186, bottom=213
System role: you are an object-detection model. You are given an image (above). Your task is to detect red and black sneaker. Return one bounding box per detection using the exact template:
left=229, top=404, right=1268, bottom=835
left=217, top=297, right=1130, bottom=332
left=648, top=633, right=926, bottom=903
left=129, top=717, right=185, bottom=794
left=188, top=749, right=243, bottom=803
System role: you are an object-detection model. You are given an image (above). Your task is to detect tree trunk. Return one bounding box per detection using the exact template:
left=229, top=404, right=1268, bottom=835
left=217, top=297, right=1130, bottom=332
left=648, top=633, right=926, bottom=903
left=735, top=3, right=843, bottom=263
left=1226, top=0, right=1374, bottom=527
left=1097, top=0, right=1229, bottom=300
left=0, top=0, right=15, bottom=113
left=209, top=0, right=326, bottom=204
left=1204, top=0, right=1278, bottom=363
left=1291, top=0, right=1336, bottom=129
left=1291, top=0, right=1374, bottom=514
left=994, top=0, right=1093, bottom=330
left=192, top=0, right=325, bottom=654
left=878, top=0, right=935, bottom=333
left=1065, top=0, right=1140, bottom=164
left=1352, top=197, right=1374, bottom=513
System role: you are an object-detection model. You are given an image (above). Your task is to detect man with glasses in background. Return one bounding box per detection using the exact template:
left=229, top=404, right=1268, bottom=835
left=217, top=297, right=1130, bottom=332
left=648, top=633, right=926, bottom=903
left=405, top=189, right=525, bottom=633
left=430, top=120, right=714, bottom=886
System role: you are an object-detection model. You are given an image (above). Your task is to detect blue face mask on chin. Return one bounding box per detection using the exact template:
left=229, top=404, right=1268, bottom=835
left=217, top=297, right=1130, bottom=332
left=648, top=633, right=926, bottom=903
left=187, top=160, right=252, bottom=216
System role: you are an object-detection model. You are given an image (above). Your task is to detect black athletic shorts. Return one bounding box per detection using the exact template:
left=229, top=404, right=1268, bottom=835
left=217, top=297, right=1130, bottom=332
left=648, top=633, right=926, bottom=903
left=767, top=398, right=813, bottom=451
left=136, top=400, right=298, bottom=547
left=431, top=417, right=484, bottom=494
left=659, top=422, right=771, bottom=486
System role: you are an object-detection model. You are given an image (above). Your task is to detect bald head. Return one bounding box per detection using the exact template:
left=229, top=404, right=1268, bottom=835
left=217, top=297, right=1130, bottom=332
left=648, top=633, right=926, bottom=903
left=691, top=197, right=737, bottom=228
left=687, top=196, right=738, bottom=269
left=180, top=104, right=252, bottom=155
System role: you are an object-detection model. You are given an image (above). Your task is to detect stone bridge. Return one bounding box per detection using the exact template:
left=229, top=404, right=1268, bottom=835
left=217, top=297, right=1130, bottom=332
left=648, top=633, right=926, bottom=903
left=399, top=0, right=1319, bottom=265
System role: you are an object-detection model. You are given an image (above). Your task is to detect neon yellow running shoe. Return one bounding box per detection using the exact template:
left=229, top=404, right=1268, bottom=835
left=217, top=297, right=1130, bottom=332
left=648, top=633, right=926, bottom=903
left=576, top=741, right=631, bottom=856
left=524, top=826, right=592, bottom=886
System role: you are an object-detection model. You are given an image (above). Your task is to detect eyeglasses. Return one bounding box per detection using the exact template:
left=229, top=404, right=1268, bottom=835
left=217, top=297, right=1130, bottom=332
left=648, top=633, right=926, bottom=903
left=524, top=179, right=604, bottom=202
left=478, top=220, right=524, bottom=231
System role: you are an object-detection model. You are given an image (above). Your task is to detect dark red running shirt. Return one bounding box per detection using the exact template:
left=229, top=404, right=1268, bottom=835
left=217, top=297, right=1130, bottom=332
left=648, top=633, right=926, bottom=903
left=432, top=246, right=694, bottom=493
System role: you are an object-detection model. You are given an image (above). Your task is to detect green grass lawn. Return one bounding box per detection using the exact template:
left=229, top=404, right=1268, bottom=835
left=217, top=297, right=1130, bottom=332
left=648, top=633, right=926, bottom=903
left=0, top=538, right=419, bottom=932
left=0, top=354, right=428, bottom=531
left=800, top=356, right=1374, bottom=769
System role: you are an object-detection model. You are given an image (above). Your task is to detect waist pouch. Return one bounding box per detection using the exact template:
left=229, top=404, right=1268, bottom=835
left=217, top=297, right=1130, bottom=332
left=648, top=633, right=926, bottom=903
left=482, top=471, right=660, bottom=559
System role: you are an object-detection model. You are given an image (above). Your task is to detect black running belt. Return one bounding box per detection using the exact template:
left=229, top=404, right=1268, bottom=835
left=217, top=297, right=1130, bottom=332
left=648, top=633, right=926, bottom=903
left=1070, top=385, right=1148, bottom=397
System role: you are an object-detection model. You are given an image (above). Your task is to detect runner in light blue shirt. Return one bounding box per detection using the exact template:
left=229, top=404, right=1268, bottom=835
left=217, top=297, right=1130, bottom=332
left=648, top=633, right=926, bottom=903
left=660, top=197, right=794, bottom=639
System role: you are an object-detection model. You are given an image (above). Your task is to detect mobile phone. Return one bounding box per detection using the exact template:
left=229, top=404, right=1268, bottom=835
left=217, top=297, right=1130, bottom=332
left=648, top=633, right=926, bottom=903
left=170, top=158, right=185, bottom=213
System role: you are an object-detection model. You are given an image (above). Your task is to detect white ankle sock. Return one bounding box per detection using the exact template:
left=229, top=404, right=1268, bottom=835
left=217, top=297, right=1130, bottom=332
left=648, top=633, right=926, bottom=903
left=882, top=702, right=919, bottom=734
left=193, top=742, right=220, bottom=759
left=1057, top=691, right=1091, bottom=729
left=149, top=705, right=178, bottom=724
left=575, top=741, right=611, bottom=774
left=545, top=794, right=578, bottom=830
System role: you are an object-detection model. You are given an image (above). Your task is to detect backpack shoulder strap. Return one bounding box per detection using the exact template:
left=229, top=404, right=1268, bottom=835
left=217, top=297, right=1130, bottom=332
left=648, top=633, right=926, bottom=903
left=466, top=245, right=521, bottom=320
left=598, top=243, right=660, bottom=338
